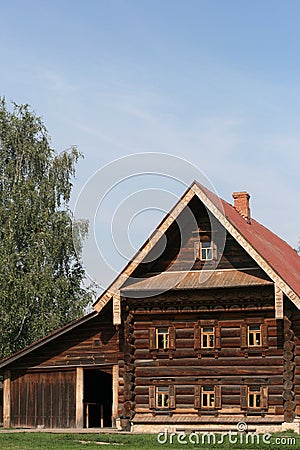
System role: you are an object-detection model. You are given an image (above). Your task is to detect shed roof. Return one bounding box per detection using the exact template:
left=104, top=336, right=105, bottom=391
left=122, top=268, right=273, bottom=293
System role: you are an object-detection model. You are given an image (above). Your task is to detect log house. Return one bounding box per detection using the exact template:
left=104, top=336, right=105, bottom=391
left=0, top=181, right=300, bottom=433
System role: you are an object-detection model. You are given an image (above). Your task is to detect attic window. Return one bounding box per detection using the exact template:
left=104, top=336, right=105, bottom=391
left=201, top=241, right=213, bottom=260
left=194, top=241, right=217, bottom=261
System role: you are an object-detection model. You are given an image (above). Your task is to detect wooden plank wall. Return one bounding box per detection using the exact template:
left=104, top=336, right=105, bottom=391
left=10, top=370, right=76, bottom=428
left=9, top=303, right=119, bottom=370
left=131, top=196, right=260, bottom=277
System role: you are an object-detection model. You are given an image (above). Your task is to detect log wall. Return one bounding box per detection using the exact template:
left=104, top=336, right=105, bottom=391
left=126, top=286, right=286, bottom=421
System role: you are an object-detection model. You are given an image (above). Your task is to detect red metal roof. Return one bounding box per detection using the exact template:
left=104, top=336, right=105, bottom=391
left=196, top=181, right=300, bottom=299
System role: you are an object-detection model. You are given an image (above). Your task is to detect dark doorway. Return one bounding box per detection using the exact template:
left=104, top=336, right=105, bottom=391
left=84, top=369, right=112, bottom=428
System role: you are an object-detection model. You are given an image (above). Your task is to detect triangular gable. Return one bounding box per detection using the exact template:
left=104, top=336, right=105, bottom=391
left=93, top=181, right=300, bottom=312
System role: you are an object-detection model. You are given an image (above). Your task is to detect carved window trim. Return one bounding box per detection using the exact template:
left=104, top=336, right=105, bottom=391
left=240, top=383, right=268, bottom=412
left=149, top=325, right=176, bottom=359
left=194, top=379, right=221, bottom=413
left=149, top=381, right=176, bottom=415
left=194, top=320, right=221, bottom=358
left=240, top=318, right=268, bottom=357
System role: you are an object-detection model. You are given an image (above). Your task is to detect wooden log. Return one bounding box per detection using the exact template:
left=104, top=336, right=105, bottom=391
left=284, top=361, right=295, bottom=371
left=283, top=351, right=293, bottom=361
left=283, top=371, right=294, bottom=381
left=75, top=367, right=84, bottom=428
left=124, top=391, right=135, bottom=401
left=283, top=380, right=293, bottom=390
left=282, top=391, right=294, bottom=401
left=284, top=341, right=294, bottom=351
left=3, top=370, right=11, bottom=428
left=284, top=400, right=296, bottom=410
left=284, top=411, right=296, bottom=422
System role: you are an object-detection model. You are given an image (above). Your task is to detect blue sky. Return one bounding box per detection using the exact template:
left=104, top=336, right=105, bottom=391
left=1, top=1, right=299, bottom=287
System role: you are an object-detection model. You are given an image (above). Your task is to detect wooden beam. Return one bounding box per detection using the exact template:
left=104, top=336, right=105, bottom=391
left=3, top=370, right=11, bottom=428
left=113, top=292, right=121, bottom=325
left=112, top=364, right=119, bottom=426
left=275, top=284, right=284, bottom=319
left=76, top=367, right=84, bottom=428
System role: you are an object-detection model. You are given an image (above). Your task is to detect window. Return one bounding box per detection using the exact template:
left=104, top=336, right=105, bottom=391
left=149, top=326, right=176, bottom=358
left=201, top=241, right=213, bottom=260
left=156, top=328, right=169, bottom=349
left=240, top=321, right=268, bottom=352
left=201, top=327, right=214, bottom=348
left=149, top=384, right=176, bottom=410
left=156, top=386, right=169, bottom=408
left=248, top=325, right=261, bottom=347
left=194, top=241, right=217, bottom=262
left=248, top=386, right=261, bottom=408
left=194, top=384, right=221, bottom=410
left=202, top=386, right=215, bottom=408
left=240, top=385, right=268, bottom=410
left=194, top=322, right=221, bottom=356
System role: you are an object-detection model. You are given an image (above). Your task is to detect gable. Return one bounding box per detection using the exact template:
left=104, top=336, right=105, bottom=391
left=93, top=181, right=300, bottom=312
left=128, top=195, right=259, bottom=277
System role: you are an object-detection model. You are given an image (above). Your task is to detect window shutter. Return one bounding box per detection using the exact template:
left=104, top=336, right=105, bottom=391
left=169, top=385, right=176, bottom=409
left=215, top=326, right=221, bottom=349
left=240, top=324, right=247, bottom=348
left=240, top=386, right=248, bottom=409
left=149, top=327, right=156, bottom=350
left=194, top=241, right=200, bottom=260
left=149, top=386, right=155, bottom=409
left=194, top=385, right=201, bottom=409
left=262, top=324, right=269, bottom=348
left=215, top=385, right=221, bottom=409
left=194, top=324, right=201, bottom=350
left=213, top=241, right=218, bottom=260
left=169, top=326, right=176, bottom=350
left=261, top=386, right=268, bottom=409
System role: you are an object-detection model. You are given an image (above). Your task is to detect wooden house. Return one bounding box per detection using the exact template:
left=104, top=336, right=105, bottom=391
left=1, top=181, right=300, bottom=433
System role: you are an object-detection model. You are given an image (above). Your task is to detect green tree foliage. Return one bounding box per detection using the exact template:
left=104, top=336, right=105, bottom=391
left=0, top=99, right=93, bottom=358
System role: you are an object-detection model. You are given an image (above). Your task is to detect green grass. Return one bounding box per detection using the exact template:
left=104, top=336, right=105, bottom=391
left=0, top=431, right=298, bottom=450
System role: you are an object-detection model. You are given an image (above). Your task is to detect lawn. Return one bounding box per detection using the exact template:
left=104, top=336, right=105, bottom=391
left=0, top=431, right=298, bottom=450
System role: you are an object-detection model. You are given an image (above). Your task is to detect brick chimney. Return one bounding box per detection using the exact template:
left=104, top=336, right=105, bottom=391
left=232, top=191, right=251, bottom=223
